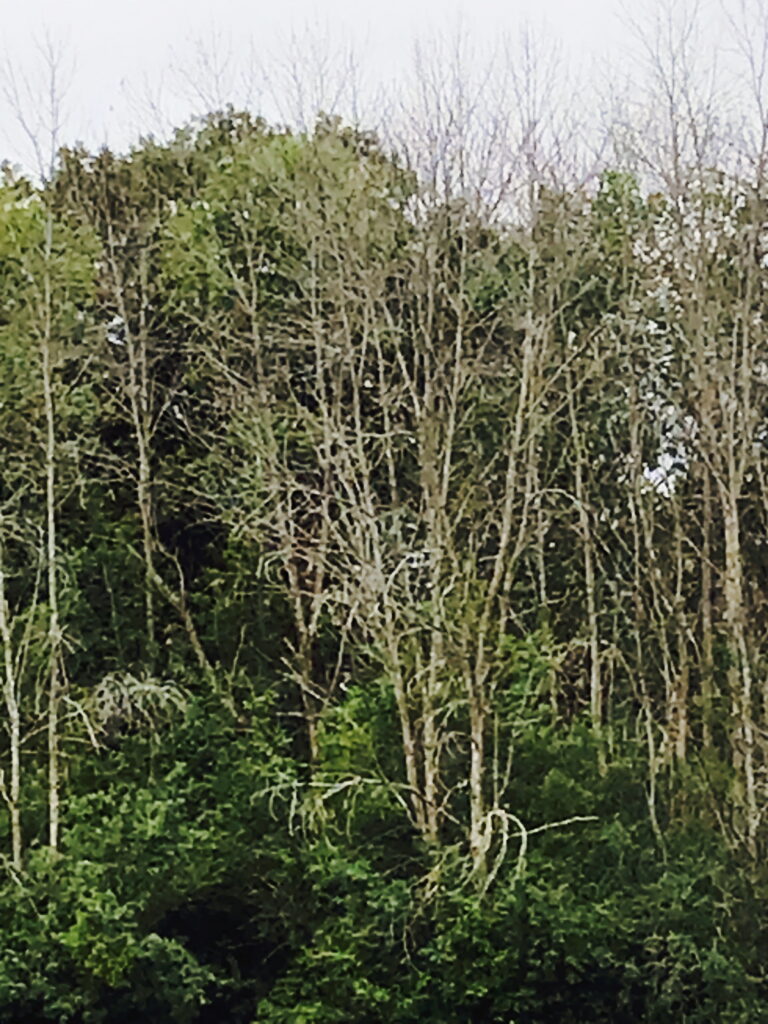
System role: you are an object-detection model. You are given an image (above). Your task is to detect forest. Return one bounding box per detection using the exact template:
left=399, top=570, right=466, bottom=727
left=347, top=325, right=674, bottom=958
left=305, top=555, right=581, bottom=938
left=4, top=14, right=768, bottom=1021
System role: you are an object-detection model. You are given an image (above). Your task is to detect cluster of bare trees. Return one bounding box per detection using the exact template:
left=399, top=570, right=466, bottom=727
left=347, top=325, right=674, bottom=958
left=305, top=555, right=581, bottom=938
left=6, top=2, right=768, bottom=880
left=153, top=117, right=768, bottom=878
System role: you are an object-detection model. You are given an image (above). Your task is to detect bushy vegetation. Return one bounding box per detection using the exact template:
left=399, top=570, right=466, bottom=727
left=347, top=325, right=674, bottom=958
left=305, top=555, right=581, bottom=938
left=3, top=57, right=768, bottom=1019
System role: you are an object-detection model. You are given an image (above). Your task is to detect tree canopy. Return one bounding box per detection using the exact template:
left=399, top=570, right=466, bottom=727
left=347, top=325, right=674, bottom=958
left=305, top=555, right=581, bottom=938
left=1, top=105, right=768, bottom=1021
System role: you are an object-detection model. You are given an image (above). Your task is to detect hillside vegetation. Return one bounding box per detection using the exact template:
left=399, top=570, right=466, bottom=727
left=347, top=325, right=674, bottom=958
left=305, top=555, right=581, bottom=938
left=2, top=83, right=768, bottom=1020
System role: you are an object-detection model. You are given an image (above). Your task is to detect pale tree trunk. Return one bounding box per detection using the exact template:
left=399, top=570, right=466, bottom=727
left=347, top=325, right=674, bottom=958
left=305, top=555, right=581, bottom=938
left=0, top=536, right=22, bottom=870
left=722, top=490, right=758, bottom=856
left=470, top=316, right=539, bottom=875
left=700, top=466, right=714, bottom=750
left=670, top=502, right=690, bottom=765
left=41, top=212, right=61, bottom=851
left=4, top=40, right=68, bottom=853
left=566, top=366, right=602, bottom=745
left=107, top=237, right=157, bottom=670
left=419, top=416, right=445, bottom=846
left=281, top=522, right=321, bottom=765
left=626, top=373, right=664, bottom=846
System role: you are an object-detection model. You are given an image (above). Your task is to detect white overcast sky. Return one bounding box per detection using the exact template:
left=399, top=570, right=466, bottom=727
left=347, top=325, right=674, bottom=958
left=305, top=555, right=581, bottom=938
left=0, top=0, right=752, bottom=171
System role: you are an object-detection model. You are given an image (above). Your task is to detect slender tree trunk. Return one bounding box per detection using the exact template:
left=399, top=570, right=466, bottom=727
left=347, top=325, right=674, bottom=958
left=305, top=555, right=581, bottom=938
left=567, top=367, right=603, bottom=759
left=41, top=214, right=61, bottom=851
left=670, top=502, right=690, bottom=766
left=722, top=491, right=758, bottom=856
left=700, top=468, right=714, bottom=749
left=0, top=537, right=22, bottom=870
left=109, top=242, right=157, bottom=670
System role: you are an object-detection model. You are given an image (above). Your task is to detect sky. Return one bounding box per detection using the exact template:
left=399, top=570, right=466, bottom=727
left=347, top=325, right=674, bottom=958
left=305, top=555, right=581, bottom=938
left=0, top=0, right=748, bottom=172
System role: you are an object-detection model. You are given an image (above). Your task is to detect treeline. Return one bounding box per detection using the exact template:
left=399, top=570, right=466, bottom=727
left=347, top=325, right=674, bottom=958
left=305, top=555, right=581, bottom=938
left=2, top=68, right=768, bottom=1020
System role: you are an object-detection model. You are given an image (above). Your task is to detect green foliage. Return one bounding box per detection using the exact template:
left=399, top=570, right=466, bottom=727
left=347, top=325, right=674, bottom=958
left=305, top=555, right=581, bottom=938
left=0, top=110, right=767, bottom=1022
